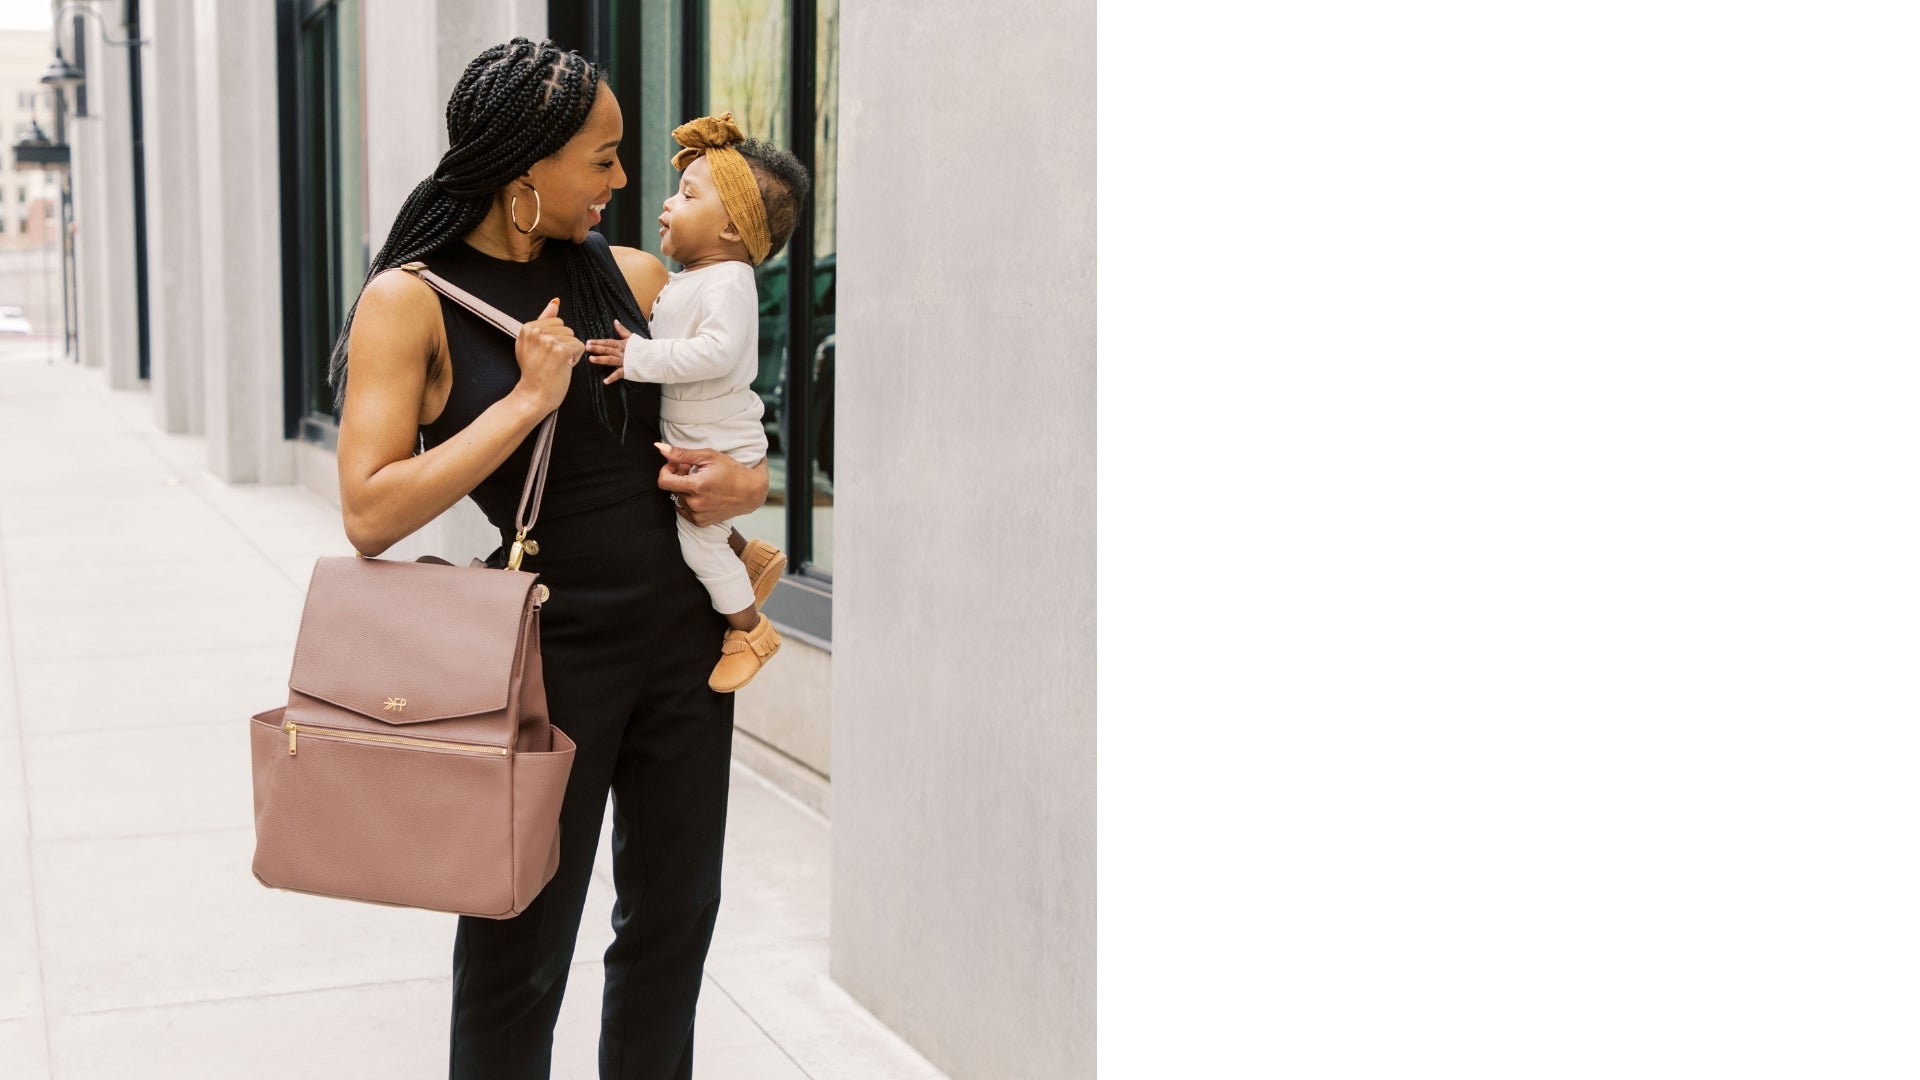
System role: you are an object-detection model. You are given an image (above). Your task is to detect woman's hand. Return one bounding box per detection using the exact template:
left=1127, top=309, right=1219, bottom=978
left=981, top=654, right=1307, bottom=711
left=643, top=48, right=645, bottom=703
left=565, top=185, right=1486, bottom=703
left=655, top=442, right=770, bottom=526
left=584, top=318, right=635, bottom=385
left=514, top=297, right=583, bottom=412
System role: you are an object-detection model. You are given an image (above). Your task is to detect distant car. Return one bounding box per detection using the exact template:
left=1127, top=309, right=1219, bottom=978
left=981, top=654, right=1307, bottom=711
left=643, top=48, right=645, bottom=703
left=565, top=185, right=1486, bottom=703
left=0, top=307, right=31, bottom=335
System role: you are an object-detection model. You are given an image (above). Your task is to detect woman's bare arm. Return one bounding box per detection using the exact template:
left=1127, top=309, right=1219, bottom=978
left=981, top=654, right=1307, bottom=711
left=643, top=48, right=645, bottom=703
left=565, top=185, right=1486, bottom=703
left=336, top=269, right=578, bottom=555
left=612, top=245, right=671, bottom=318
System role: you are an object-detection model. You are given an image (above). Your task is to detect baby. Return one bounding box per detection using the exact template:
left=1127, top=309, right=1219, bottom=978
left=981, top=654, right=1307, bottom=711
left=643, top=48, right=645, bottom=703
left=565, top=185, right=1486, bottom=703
left=586, top=113, right=812, bottom=693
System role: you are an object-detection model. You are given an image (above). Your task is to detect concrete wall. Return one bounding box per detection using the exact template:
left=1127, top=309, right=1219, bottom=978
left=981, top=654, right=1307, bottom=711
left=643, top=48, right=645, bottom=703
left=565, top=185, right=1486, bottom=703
left=95, top=2, right=139, bottom=392
left=68, top=6, right=111, bottom=374
left=68, top=106, right=101, bottom=369
left=829, top=2, right=1096, bottom=1078
left=61, top=1, right=143, bottom=391
left=365, top=0, right=546, bottom=252
left=193, top=0, right=288, bottom=483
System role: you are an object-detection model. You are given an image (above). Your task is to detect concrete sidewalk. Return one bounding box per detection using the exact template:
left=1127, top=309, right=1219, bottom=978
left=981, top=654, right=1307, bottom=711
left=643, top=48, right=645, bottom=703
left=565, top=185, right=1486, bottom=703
left=0, top=342, right=946, bottom=1080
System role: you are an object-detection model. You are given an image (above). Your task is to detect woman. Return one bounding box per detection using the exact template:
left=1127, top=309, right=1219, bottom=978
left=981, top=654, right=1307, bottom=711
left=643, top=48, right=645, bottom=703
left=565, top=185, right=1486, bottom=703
left=332, top=38, right=766, bottom=1080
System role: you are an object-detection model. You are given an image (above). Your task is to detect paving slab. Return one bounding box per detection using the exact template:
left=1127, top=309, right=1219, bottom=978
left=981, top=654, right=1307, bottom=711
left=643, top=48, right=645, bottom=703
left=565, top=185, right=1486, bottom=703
left=24, top=721, right=250, bottom=840
left=5, top=589, right=305, bottom=661
left=15, top=644, right=295, bottom=735
left=0, top=735, right=23, bottom=839
left=705, top=942, right=950, bottom=1080
left=47, top=979, right=448, bottom=1080
left=1, top=527, right=265, bottom=577
left=31, top=826, right=618, bottom=1016
left=709, top=763, right=833, bottom=953
left=0, top=834, right=41, bottom=1021
left=691, top=1038, right=813, bottom=1079
left=0, top=550, right=295, bottom=612
left=0, top=1013, right=49, bottom=1080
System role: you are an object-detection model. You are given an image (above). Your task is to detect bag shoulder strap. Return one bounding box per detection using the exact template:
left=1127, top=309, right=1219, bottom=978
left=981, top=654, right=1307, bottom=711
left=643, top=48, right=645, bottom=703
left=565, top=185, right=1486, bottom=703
left=398, top=260, right=557, bottom=564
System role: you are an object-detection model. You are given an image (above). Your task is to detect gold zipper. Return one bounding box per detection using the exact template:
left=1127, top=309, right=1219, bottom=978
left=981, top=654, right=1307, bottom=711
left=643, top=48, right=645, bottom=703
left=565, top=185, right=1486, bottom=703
left=282, top=721, right=508, bottom=758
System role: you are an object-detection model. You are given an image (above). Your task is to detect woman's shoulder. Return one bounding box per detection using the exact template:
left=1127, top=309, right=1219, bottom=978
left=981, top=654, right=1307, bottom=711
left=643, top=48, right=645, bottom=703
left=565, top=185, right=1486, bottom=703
left=610, top=244, right=668, bottom=284
left=610, top=245, right=670, bottom=309
left=347, top=267, right=441, bottom=363
left=357, top=265, right=438, bottom=315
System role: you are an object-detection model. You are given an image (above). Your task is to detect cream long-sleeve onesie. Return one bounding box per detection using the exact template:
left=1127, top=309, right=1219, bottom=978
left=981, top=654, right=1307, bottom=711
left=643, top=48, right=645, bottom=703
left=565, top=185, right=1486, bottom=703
left=620, top=259, right=766, bottom=615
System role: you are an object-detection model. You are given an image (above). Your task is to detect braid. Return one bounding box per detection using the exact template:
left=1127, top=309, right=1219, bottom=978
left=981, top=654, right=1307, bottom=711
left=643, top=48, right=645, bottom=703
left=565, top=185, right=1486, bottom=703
left=328, top=37, right=637, bottom=436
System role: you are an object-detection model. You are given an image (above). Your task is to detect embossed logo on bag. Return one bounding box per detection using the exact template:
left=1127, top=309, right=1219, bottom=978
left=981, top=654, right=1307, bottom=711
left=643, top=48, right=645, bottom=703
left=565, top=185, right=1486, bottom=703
left=383, top=697, right=408, bottom=712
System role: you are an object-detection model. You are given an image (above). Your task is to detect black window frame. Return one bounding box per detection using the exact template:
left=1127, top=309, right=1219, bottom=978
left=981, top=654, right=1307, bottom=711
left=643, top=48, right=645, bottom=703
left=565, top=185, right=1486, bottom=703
left=276, top=0, right=357, bottom=447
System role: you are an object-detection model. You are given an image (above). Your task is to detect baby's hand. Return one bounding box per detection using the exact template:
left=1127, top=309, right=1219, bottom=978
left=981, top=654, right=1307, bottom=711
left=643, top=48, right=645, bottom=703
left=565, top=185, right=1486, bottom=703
left=584, top=319, right=636, bottom=385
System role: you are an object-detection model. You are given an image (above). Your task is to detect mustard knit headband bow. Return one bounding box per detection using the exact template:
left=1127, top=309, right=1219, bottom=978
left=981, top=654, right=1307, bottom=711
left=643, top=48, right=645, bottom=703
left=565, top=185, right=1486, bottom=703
left=671, top=113, right=772, bottom=265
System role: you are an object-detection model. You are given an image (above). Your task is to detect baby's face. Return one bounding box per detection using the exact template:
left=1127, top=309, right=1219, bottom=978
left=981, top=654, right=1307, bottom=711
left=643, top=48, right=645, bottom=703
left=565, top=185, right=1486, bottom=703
left=659, top=155, right=742, bottom=265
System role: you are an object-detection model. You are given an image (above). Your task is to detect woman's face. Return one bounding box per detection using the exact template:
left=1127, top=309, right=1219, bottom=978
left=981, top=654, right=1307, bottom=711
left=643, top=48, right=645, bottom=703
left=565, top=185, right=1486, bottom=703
left=524, top=82, right=627, bottom=243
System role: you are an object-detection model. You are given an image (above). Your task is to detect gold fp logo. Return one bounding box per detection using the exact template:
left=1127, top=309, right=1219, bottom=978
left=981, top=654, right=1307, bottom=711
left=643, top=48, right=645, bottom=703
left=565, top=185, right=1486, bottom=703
left=383, top=697, right=408, bottom=713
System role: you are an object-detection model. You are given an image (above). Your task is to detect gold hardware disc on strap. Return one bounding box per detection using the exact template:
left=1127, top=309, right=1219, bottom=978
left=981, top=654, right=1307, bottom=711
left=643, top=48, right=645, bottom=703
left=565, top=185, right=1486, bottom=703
left=534, top=584, right=550, bottom=604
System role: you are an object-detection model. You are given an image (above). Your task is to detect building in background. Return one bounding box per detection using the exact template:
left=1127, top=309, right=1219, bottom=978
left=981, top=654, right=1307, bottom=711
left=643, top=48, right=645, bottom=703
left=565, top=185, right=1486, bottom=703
left=60, top=1, right=1092, bottom=1077
left=0, top=28, right=67, bottom=338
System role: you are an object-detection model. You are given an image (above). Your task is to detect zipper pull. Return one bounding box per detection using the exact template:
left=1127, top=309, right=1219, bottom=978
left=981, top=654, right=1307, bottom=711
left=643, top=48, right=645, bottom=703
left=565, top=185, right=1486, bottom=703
left=284, top=721, right=297, bottom=756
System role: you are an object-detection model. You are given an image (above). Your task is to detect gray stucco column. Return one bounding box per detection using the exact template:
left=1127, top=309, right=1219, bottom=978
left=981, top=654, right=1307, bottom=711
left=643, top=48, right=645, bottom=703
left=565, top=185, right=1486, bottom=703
left=193, top=0, right=288, bottom=483
left=72, top=0, right=143, bottom=390
left=830, top=2, right=1097, bottom=1078
left=68, top=96, right=104, bottom=371
left=66, top=4, right=123, bottom=375
left=146, top=0, right=202, bottom=434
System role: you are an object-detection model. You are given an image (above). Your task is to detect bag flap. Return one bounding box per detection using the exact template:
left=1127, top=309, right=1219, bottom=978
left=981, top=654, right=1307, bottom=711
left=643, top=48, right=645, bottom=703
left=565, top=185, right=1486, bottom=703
left=288, top=556, right=536, bottom=726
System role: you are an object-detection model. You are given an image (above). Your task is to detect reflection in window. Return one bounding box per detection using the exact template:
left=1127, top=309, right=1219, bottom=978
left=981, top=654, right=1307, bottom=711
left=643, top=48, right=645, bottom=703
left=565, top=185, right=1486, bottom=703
left=707, top=0, right=790, bottom=143
left=292, top=0, right=365, bottom=425
left=809, top=0, right=838, bottom=574
left=688, top=0, right=837, bottom=582
left=708, top=0, right=792, bottom=554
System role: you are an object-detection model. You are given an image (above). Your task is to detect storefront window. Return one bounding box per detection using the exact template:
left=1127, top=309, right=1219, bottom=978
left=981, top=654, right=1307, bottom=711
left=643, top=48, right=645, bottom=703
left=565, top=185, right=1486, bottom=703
left=808, top=0, right=837, bottom=574
left=707, top=0, right=793, bottom=553
left=556, top=0, right=837, bottom=618
left=282, top=0, right=365, bottom=436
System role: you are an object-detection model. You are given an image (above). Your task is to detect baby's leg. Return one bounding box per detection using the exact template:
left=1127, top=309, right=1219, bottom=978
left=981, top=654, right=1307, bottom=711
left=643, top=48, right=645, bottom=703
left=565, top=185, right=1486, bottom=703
left=676, top=515, right=757, bottom=630
left=679, top=515, right=784, bottom=693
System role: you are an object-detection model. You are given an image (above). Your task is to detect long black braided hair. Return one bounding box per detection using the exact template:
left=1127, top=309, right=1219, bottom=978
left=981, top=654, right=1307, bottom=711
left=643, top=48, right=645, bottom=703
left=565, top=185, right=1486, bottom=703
left=327, top=38, right=640, bottom=436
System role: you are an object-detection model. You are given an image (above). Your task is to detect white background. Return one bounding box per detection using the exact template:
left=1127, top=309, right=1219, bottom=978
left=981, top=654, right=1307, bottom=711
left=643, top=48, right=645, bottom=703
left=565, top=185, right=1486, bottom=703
left=1103, top=2, right=1920, bottom=1075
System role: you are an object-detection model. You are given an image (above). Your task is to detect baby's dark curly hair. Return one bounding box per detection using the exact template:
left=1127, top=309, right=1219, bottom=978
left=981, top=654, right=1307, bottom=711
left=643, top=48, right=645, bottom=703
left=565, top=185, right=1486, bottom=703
left=737, top=139, right=812, bottom=260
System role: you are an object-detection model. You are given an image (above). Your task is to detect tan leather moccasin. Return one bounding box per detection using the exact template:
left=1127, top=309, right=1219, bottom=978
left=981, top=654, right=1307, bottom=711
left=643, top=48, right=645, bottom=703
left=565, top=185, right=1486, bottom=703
left=741, top=538, right=788, bottom=608
left=710, top=612, right=783, bottom=693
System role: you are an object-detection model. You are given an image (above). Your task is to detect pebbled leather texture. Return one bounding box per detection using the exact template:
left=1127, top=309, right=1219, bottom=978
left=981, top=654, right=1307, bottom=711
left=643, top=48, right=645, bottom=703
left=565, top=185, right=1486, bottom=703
left=287, top=557, right=537, bottom=731
left=250, top=552, right=577, bottom=919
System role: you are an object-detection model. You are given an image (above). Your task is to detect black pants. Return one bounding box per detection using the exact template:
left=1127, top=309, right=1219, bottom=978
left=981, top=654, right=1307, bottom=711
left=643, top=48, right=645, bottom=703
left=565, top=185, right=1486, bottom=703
left=450, top=497, right=734, bottom=1080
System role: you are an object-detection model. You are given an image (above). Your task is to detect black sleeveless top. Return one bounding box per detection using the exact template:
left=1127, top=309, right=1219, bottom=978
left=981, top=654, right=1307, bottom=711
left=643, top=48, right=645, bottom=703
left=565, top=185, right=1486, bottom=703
left=419, top=237, right=673, bottom=534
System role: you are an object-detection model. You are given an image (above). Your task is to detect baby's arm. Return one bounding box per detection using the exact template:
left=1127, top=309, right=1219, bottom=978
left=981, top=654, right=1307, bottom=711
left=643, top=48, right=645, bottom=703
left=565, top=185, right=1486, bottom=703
left=585, top=288, right=750, bottom=386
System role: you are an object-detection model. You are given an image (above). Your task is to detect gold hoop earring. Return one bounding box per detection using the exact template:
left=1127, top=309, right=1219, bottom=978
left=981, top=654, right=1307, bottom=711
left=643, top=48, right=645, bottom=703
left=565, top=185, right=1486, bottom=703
left=510, top=189, right=542, bottom=234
